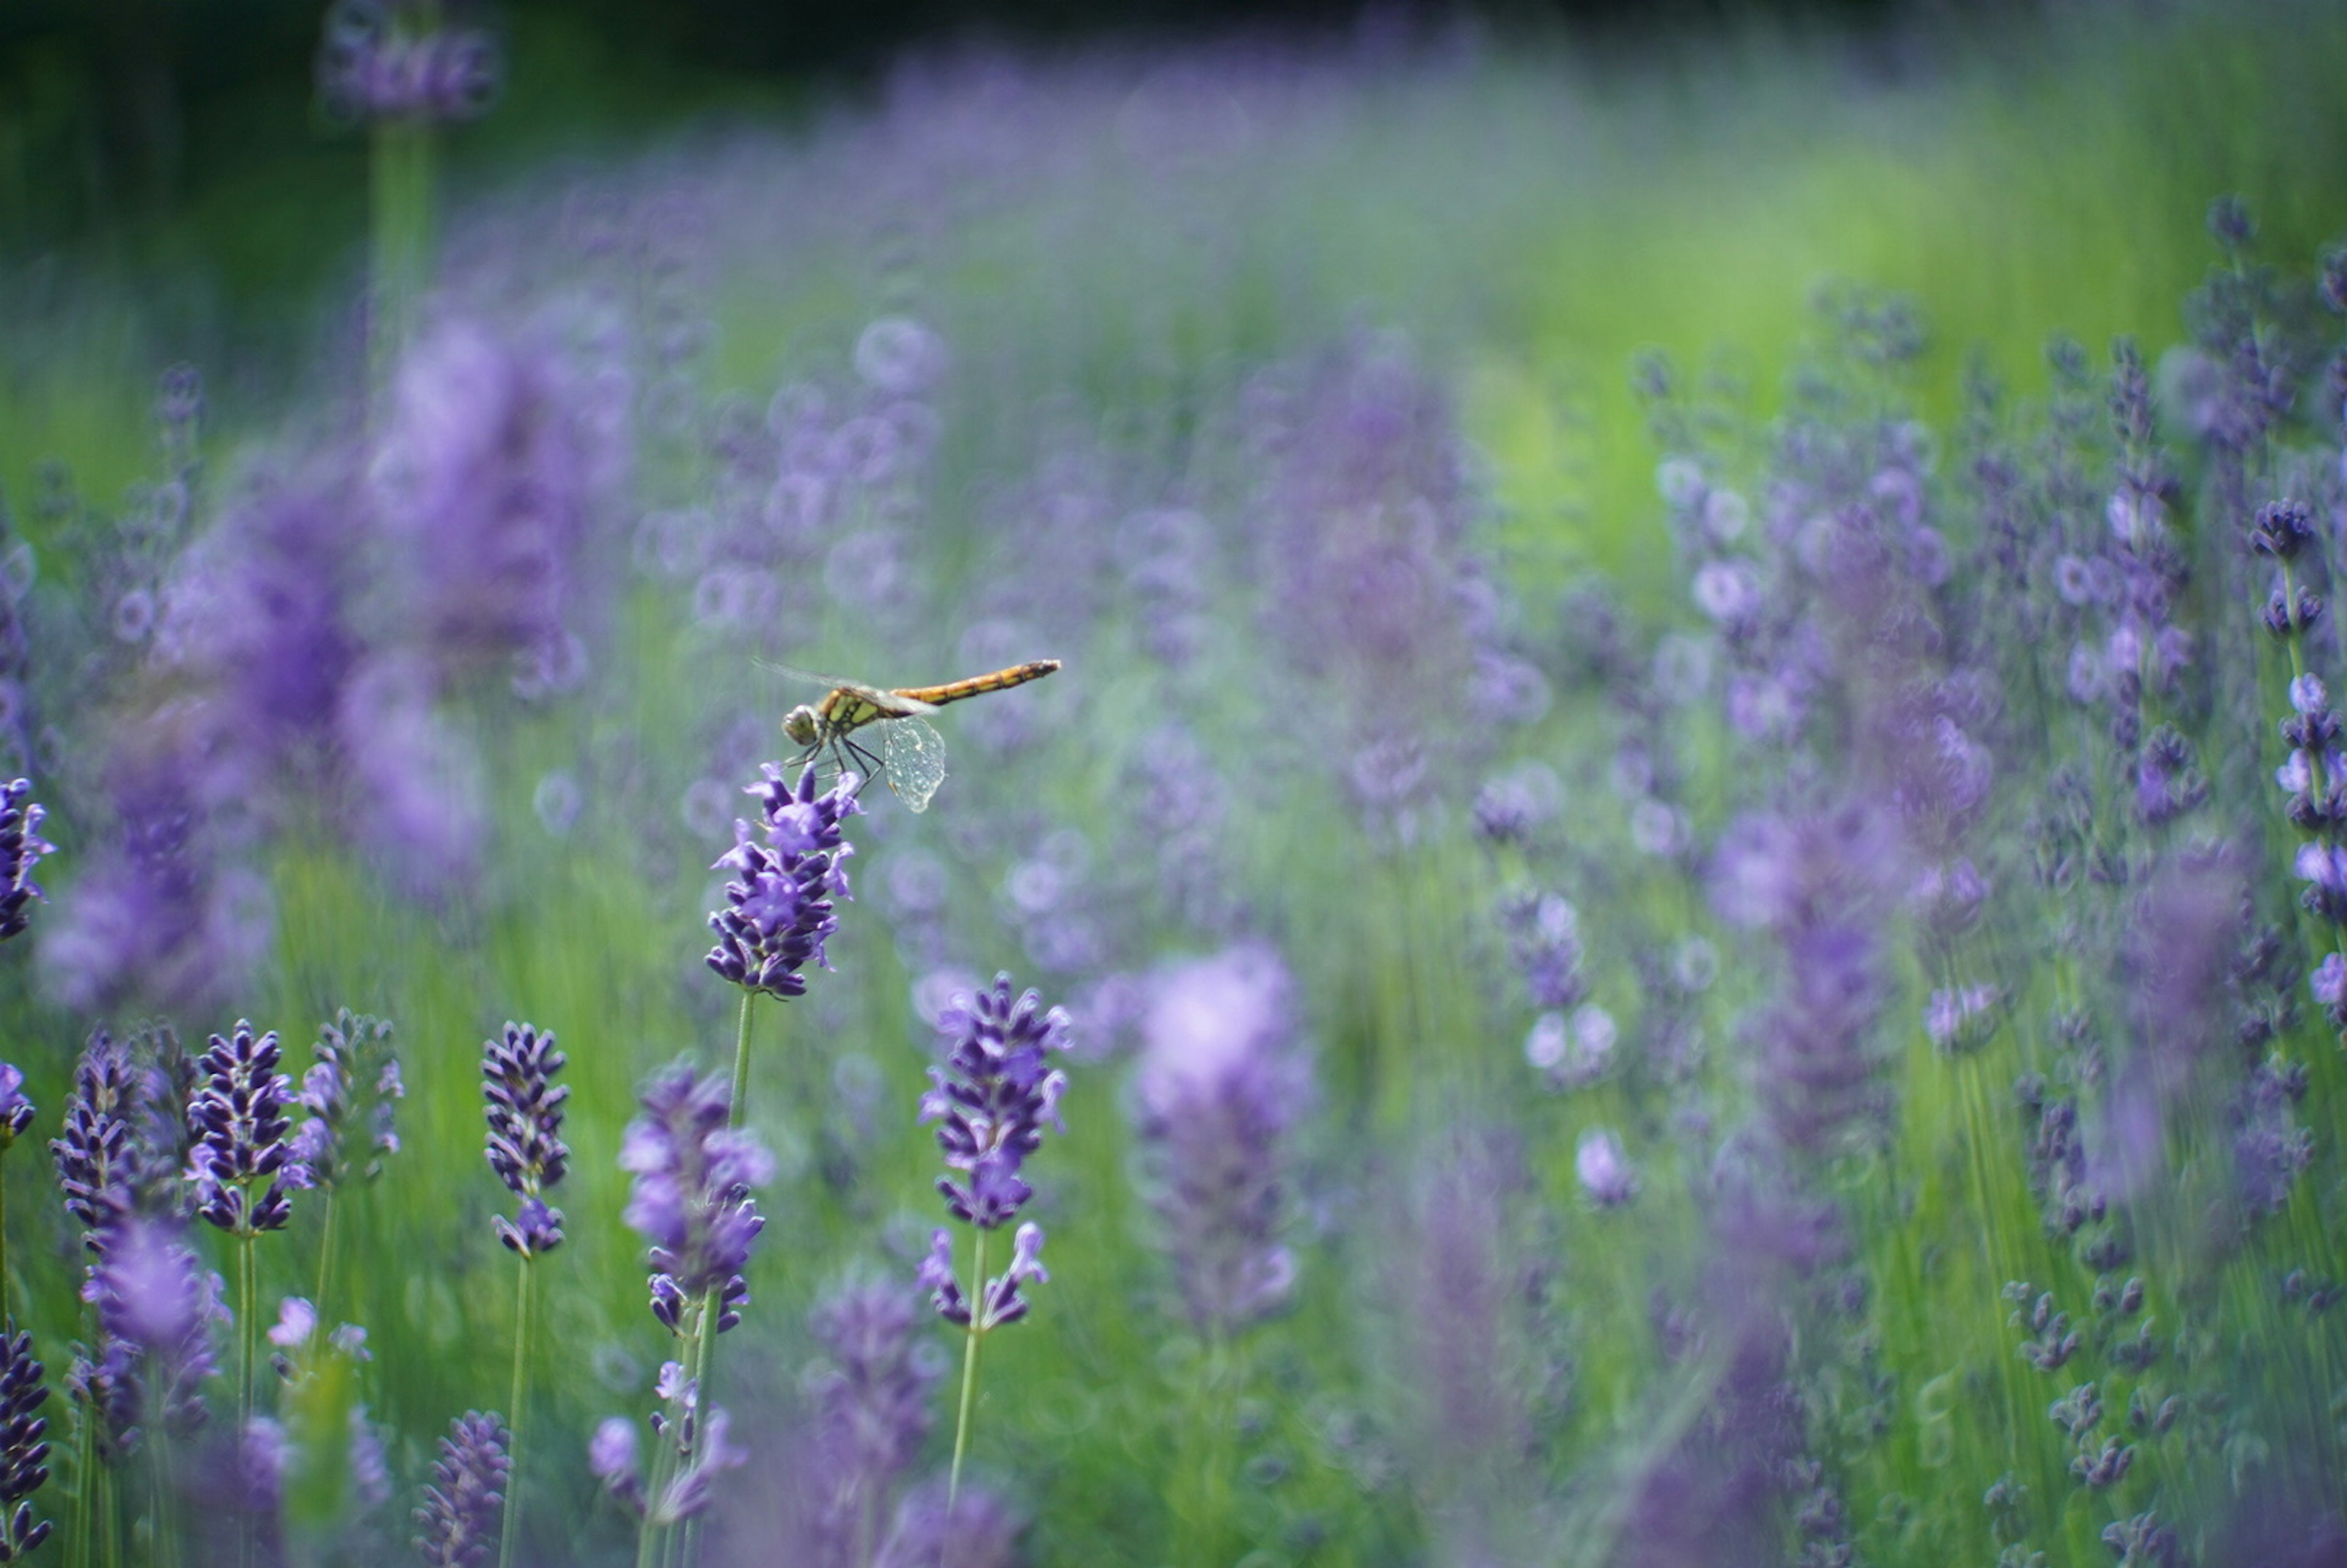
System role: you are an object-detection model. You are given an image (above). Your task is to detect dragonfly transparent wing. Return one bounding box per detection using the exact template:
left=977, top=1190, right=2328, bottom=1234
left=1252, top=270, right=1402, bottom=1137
left=881, top=715, right=949, bottom=811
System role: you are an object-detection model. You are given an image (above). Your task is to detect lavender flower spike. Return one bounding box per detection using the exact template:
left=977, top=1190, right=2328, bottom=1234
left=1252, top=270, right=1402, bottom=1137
left=0, top=1326, right=51, bottom=1559
left=0, top=780, right=53, bottom=942
left=919, top=1223, right=1049, bottom=1332
left=706, top=761, right=861, bottom=999
left=808, top=1273, right=939, bottom=1564
left=83, top=1215, right=224, bottom=1443
left=52, top=1030, right=141, bottom=1247
left=291, top=1009, right=403, bottom=1190
left=1132, top=943, right=1306, bottom=1333
left=920, top=974, right=1073, bottom=1231
left=189, top=1021, right=300, bottom=1236
left=619, top=1064, right=773, bottom=1334
left=0, top=1065, right=29, bottom=1155
left=483, top=1022, right=568, bottom=1257
left=414, top=1411, right=509, bottom=1568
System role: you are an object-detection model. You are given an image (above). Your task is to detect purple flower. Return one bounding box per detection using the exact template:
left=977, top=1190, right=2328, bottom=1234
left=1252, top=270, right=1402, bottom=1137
left=587, top=1415, right=641, bottom=1515
left=413, top=1411, right=508, bottom=1568
left=870, top=1479, right=1021, bottom=1568
left=83, top=1215, right=224, bottom=1444
left=706, top=763, right=861, bottom=999
left=619, top=1065, right=771, bottom=1335
left=0, top=1063, right=29, bottom=1153
left=807, top=1273, right=940, bottom=1564
left=317, top=0, right=500, bottom=123
left=1131, top=945, right=1306, bottom=1332
left=483, top=1022, right=568, bottom=1258
left=292, top=1008, right=403, bottom=1190
left=917, top=1224, right=1049, bottom=1332
left=51, top=1030, right=148, bottom=1247
left=920, top=974, right=1071, bottom=1231
left=1576, top=1129, right=1639, bottom=1208
left=0, top=1325, right=51, bottom=1559
left=188, top=1021, right=300, bottom=1236
left=0, top=779, right=52, bottom=942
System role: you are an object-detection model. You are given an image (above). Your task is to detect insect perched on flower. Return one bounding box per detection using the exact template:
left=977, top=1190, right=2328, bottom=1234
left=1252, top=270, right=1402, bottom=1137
left=764, top=659, right=1062, bottom=811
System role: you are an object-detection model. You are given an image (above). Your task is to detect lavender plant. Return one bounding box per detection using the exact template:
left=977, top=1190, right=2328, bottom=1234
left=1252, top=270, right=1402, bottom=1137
left=917, top=973, right=1071, bottom=1508
left=479, top=1020, right=564, bottom=1568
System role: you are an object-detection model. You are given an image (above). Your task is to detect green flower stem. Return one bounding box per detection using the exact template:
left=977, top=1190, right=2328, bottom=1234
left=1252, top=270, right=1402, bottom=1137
left=727, top=990, right=755, bottom=1129
left=499, top=1255, right=535, bottom=1568
left=313, top=1188, right=337, bottom=1330
left=237, top=1226, right=257, bottom=1568
left=946, top=1226, right=991, bottom=1511
left=367, top=116, right=437, bottom=400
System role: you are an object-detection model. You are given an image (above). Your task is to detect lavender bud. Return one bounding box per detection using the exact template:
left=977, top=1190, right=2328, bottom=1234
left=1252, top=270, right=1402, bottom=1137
left=807, top=1273, right=939, bottom=1559
left=706, top=763, right=861, bottom=999
left=483, top=1022, right=568, bottom=1258
left=189, top=1021, right=299, bottom=1236
left=871, top=1479, right=1021, bottom=1568
left=413, top=1411, right=508, bottom=1567
left=44, top=1035, right=128, bottom=1239
left=1575, top=1128, right=1639, bottom=1207
left=1132, top=945, right=1306, bottom=1332
left=587, top=1415, right=642, bottom=1515
left=920, top=975, right=1073, bottom=1230
left=295, top=1009, right=403, bottom=1190
left=0, top=780, right=51, bottom=942
left=2250, top=499, right=2315, bottom=560
left=0, top=1327, right=51, bottom=1559
left=619, top=1065, right=772, bottom=1333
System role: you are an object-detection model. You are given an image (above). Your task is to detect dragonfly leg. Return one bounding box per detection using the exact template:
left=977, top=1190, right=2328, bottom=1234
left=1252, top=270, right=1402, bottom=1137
left=841, top=735, right=886, bottom=795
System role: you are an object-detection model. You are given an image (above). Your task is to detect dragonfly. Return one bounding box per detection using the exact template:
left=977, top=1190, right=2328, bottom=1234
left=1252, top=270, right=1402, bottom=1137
left=760, top=658, right=1063, bottom=811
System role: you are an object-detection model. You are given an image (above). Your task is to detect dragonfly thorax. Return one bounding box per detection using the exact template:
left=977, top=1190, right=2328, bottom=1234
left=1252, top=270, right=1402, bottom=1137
left=782, top=705, right=824, bottom=747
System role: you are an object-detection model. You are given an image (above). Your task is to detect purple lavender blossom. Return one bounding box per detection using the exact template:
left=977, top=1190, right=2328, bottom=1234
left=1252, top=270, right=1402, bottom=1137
left=317, top=0, right=500, bottom=124
left=0, top=780, right=51, bottom=942
left=707, top=762, right=861, bottom=999
left=920, top=974, right=1072, bottom=1231
left=0, top=1066, right=27, bottom=1159
left=0, top=1326, right=50, bottom=1559
left=587, top=1416, right=642, bottom=1515
left=369, top=314, right=625, bottom=675
left=1575, top=1129, right=1639, bottom=1208
left=1131, top=945, right=1306, bottom=1333
left=292, top=1009, right=403, bottom=1191
left=917, top=1225, right=1048, bottom=1332
left=413, top=1410, right=509, bottom=1567
left=51, top=1029, right=142, bottom=1248
left=483, top=1022, right=568, bottom=1258
left=83, top=1214, right=225, bottom=1445
left=807, top=1274, right=941, bottom=1567
left=189, top=1021, right=300, bottom=1236
left=619, top=1065, right=773, bottom=1335
left=1711, top=805, right=1897, bottom=1156
left=870, top=1479, right=1021, bottom=1568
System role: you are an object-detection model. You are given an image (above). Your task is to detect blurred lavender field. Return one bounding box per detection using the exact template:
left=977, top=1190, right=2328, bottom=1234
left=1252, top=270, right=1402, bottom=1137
left=4, top=1, right=2347, bottom=1564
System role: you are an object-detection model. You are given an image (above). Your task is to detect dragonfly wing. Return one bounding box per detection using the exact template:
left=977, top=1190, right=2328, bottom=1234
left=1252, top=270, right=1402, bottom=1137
left=883, top=716, right=949, bottom=811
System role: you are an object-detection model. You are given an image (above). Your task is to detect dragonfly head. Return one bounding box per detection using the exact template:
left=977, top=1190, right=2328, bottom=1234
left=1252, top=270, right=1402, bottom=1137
left=780, top=705, right=821, bottom=749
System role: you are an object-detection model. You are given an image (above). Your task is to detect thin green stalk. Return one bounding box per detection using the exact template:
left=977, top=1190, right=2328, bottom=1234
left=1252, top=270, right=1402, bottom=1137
left=499, top=1257, right=534, bottom=1568
left=313, top=1188, right=337, bottom=1330
left=97, top=1465, right=119, bottom=1568
left=946, top=1227, right=990, bottom=1511
left=727, top=990, right=755, bottom=1129
left=71, top=1406, right=92, bottom=1568
left=238, top=1228, right=256, bottom=1568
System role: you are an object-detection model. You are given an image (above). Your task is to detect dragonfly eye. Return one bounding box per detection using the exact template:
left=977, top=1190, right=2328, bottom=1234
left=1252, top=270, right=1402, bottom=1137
left=781, top=706, right=820, bottom=747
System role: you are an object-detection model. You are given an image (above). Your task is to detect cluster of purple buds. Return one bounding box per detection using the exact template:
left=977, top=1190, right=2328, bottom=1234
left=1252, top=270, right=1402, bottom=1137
left=917, top=1225, right=1049, bottom=1333
left=0, top=780, right=51, bottom=942
left=589, top=1365, right=746, bottom=1526
left=1132, top=945, right=1305, bottom=1332
left=290, top=1009, right=403, bottom=1191
left=81, top=1215, right=224, bottom=1448
left=0, top=1065, right=29, bottom=1156
left=53, top=1030, right=145, bottom=1247
left=920, top=974, right=1072, bottom=1233
left=706, top=762, right=861, bottom=999
left=483, top=1022, right=568, bottom=1258
left=317, top=0, right=499, bottom=125
left=413, top=1410, right=507, bottom=1567
left=806, top=1275, right=939, bottom=1558
left=188, top=1022, right=300, bottom=1236
left=1497, top=888, right=1586, bottom=1012
left=0, top=1327, right=49, bottom=1560
left=620, top=1065, right=772, bottom=1335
